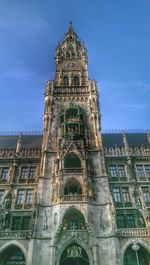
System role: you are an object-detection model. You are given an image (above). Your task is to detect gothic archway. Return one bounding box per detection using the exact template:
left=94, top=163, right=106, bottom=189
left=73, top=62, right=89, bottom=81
left=64, top=154, right=81, bottom=168
left=124, top=244, right=150, bottom=265
left=62, top=208, right=85, bottom=230
left=0, top=245, right=26, bottom=265
left=64, top=178, right=82, bottom=195
left=59, top=243, right=90, bottom=265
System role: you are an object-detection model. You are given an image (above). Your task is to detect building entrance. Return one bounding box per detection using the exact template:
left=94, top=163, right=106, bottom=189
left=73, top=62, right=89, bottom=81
left=0, top=245, right=25, bottom=265
left=124, top=244, right=150, bottom=265
left=60, top=243, right=90, bottom=265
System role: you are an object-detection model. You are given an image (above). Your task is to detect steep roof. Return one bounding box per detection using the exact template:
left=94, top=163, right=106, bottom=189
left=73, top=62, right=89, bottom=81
left=102, top=132, right=150, bottom=148
left=0, top=135, right=43, bottom=150
left=0, top=133, right=149, bottom=150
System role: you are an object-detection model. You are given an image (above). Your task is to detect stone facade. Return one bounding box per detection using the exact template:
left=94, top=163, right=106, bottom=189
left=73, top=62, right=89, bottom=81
left=0, top=23, right=150, bottom=265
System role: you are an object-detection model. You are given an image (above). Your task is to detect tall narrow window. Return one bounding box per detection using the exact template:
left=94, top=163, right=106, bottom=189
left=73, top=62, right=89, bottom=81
left=145, top=165, right=150, bottom=176
left=20, top=167, right=28, bottom=179
left=113, top=188, right=121, bottom=202
left=17, top=190, right=25, bottom=205
left=126, top=215, right=135, bottom=228
left=136, top=165, right=145, bottom=178
left=74, top=76, right=80, bottom=86
left=63, top=76, right=69, bottom=86
left=109, top=165, right=117, bottom=177
left=1, top=168, right=9, bottom=180
left=142, top=187, right=150, bottom=203
left=26, top=190, right=33, bottom=205
left=116, top=215, right=125, bottom=228
left=122, top=188, right=130, bottom=202
left=22, top=216, right=31, bottom=230
left=118, top=165, right=126, bottom=177
left=29, top=167, right=36, bottom=179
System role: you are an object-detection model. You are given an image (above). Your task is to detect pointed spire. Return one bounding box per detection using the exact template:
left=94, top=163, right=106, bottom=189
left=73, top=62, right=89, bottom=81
left=68, top=21, right=74, bottom=33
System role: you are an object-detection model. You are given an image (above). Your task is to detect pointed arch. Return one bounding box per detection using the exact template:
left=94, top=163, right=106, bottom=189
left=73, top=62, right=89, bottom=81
left=61, top=207, right=85, bottom=231
left=121, top=239, right=150, bottom=265
left=55, top=238, right=93, bottom=265
left=64, top=153, right=81, bottom=168
left=0, top=242, right=27, bottom=265
left=63, top=178, right=82, bottom=195
left=74, top=76, right=80, bottom=86
left=63, top=76, right=69, bottom=86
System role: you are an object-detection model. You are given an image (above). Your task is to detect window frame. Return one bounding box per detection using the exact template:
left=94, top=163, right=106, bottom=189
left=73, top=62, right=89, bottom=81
left=25, top=189, right=34, bottom=205
left=112, top=187, right=131, bottom=205
left=142, top=186, right=150, bottom=203
left=1, top=167, right=9, bottom=180
left=109, top=164, right=126, bottom=179
left=135, top=164, right=150, bottom=180
left=16, top=190, right=25, bottom=205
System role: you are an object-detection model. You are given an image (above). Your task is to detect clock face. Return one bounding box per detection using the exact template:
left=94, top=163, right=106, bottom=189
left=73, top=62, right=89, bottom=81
left=64, top=62, right=77, bottom=69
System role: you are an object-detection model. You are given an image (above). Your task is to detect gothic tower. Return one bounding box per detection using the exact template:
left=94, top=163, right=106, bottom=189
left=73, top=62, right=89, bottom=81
left=0, top=23, right=150, bottom=265
left=33, top=23, right=117, bottom=265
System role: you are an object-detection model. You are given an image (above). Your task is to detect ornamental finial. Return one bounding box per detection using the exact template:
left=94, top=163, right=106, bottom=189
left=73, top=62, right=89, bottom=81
left=68, top=21, right=74, bottom=33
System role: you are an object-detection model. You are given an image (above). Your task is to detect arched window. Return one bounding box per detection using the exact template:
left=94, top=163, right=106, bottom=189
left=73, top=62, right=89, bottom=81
left=66, top=51, right=70, bottom=58
left=62, top=208, right=85, bottom=230
left=64, top=179, right=82, bottom=195
left=124, top=244, right=150, bottom=265
left=0, top=245, right=25, bottom=265
left=74, top=76, right=80, bottom=86
left=64, top=154, right=81, bottom=168
left=63, top=76, right=69, bottom=86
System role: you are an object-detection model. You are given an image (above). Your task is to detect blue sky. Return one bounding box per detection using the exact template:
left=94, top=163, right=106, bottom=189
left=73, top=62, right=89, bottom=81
left=0, top=0, right=150, bottom=132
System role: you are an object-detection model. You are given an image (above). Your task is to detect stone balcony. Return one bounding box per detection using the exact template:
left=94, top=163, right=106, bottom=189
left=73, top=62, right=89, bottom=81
left=55, top=228, right=89, bottom=245
left=53, top=86, right=89, bottom=95
left=0, top=230, right=33, bottom=239
left=62, top=168, right=83, bottom=174
left=61, top=195, right=89, bottom=202
left=116, top=228, right=150, bottom=237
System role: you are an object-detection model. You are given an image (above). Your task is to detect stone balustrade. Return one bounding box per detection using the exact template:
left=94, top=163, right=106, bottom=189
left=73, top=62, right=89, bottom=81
left=53, top=86, right=89, bottom=95
left=0, top=149, right=41, bottom=159
left=61, top=195, right=88, bottom=202
left=0, top=230, right=33, bottom=239
left=104, top=147, right=150, bottom=157
left=116, top=228, right=150, bottom=237
left=62, top=168, right=83, bottom=174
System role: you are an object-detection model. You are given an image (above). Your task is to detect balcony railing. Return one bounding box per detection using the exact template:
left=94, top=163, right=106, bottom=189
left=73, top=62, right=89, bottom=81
left=0, top=230, right=33, bottom=239
left=62, top=168, right=83, bottom=174
left=55, top=228, right=89, bottom=245
left=53, top=86, right=90, bottom=95
left=61, top=195, right=88, bottom=202
left=104, top=147, right=150, bottom=157
left=116, top=228, right=150, bottom=237
left=0, top=149, right=41, bottom=159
